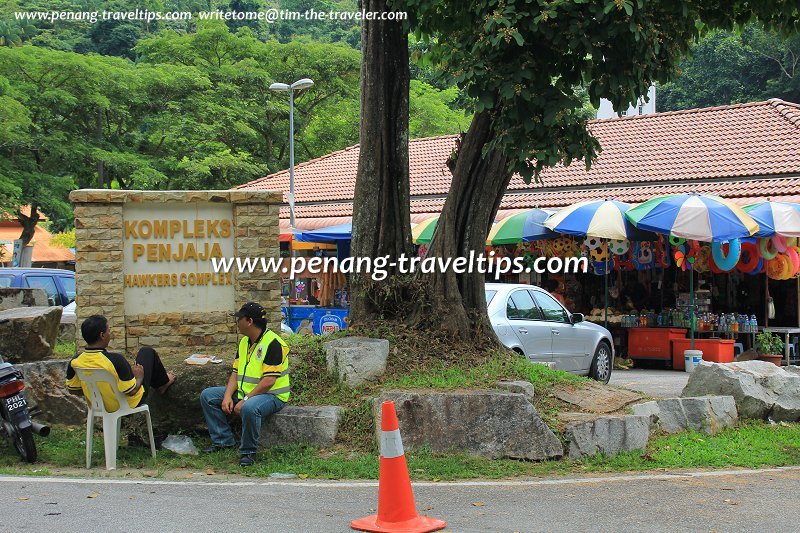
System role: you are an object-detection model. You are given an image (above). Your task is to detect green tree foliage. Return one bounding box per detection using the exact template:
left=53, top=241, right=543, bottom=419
left=409, top=80, right=470, bottom=138
left=660, top=23, right=800, bottom=111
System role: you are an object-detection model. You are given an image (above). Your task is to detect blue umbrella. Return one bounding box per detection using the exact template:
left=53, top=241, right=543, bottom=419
left=743, top=201, right=800, bottom=237
left=626, top=194, right=758, bottom=242
left=545, top=199, right=656, bottom=241
left=544, top=199, right=655, bottom=329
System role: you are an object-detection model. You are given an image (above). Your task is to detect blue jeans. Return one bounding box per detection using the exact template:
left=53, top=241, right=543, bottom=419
left=199, top=387, right=286, bottom=455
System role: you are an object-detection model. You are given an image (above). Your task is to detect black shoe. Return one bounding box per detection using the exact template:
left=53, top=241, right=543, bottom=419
left=202, top=444, right=235, bottom=454
left=239, top=453, right=256, bottom=467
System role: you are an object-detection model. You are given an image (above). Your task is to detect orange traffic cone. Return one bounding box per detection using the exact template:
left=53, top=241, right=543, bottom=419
left=350, top=401, right=447, bottom=533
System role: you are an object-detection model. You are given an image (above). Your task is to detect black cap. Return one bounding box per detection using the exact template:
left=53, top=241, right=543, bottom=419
left=231, top=302, right=266, bottom=320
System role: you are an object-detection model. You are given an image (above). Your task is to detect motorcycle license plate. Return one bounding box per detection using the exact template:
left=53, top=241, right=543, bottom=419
left=4, top=393, right=27, bottom=414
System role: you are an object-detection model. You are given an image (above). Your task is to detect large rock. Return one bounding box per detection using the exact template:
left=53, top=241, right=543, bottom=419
left=17, top=360, right=87, bottom=425
left=681, top=360, right=800, bottom=421
left=325, top=337, right=389, bottom=387
left=374, top=390, right=563, bottom=460
left=0, top=306, right=62, bottom=362
left=564, top=415, right=650, bottom=459
left=145, top=362, right=232, bottom=432
left=631, top=396, right=738, bottom=435
left=261, top=405, right=342, bottom=448
left=0, top=288, right=48, bottom=310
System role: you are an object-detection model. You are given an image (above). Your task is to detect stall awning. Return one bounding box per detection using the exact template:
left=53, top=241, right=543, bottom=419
left=295, top=222, right=352, bottom=243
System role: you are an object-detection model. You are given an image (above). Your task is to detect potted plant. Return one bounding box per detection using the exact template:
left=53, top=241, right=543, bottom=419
left=755, top=331, right=784, bottom=366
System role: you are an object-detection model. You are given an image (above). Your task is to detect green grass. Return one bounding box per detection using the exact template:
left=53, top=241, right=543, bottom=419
left=2, top=420, right=799, bottom=480
left=53, top=339, right=76, bottom=359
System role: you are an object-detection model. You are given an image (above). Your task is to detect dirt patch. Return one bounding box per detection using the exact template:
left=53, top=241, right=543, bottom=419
left=554, top=382, right=644, bottom=414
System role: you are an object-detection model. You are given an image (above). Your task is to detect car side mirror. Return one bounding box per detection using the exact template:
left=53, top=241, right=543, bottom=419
left=571, top=313, right=584, bottom=325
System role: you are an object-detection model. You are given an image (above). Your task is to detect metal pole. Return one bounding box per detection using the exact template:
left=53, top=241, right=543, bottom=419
left=690, top=268, right=695, bottom=350
left=288, top=88, right=296, bottom=230
left=604, top=250, right=608, bottom=330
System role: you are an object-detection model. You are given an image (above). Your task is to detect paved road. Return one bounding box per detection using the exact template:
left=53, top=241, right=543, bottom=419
left=610, top=368, right=689, bottom=398
left=3, top=467, right=799, bottom=532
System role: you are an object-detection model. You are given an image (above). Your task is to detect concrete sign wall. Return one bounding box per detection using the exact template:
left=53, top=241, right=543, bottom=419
left=122, top=203, right=236, bottom=315
left=70, top=190, right=281, bottom=357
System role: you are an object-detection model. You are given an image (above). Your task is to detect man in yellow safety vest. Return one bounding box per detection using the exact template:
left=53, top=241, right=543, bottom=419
left=200, top=302, right=290, bottom=467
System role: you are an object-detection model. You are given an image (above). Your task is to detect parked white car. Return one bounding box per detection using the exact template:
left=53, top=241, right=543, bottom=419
left=486, top=283, right=614, bottom=383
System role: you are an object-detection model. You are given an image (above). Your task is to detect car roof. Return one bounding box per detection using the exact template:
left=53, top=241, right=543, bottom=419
left=0, top=268, right=74, bottom=275
left=485, top=282, right=543, bottom=292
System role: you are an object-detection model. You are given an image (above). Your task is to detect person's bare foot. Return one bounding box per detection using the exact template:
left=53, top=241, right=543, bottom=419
left=157, top=371, right=176, bottom=394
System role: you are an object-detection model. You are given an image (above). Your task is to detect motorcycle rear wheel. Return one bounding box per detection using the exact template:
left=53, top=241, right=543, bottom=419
left=13, top=426, right=37, bottom=463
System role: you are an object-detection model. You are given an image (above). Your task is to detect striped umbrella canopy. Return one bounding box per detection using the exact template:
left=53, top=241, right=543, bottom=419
left=486, top=208, right=558, bottom=245
left=544, top=199, right=654, bottom=240
left=743, top=201, right=800, bottom=237
left=412, top=216, right=438, bottom=244
left=625, top=193, right=759, bottom=242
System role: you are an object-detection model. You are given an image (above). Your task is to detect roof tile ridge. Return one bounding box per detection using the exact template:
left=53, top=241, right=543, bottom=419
left=409, top=134, right=461, bottom=144
left=589, top=99, right=775, bottom=124
left=235, top=142, right=363, bottom=188
left=768, top=98, right=800, bottom=130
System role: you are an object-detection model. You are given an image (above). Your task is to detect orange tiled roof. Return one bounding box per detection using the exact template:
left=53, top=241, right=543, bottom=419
left=241, top=98, right=800, bottom=229
left=0, top=206, right=48, bottom=223
left=0, top=225, right=75, bottom=263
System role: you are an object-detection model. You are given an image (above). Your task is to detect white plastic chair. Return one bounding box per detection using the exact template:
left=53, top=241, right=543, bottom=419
left=73, top=367, right=156, bottom=470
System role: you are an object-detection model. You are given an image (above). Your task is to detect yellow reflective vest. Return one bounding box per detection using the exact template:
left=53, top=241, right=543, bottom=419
left=235, top=330, right=290, bottom=402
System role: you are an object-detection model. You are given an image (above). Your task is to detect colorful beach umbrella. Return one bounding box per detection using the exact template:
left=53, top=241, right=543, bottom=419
left=625, top=193, right=759, bottom=242
left=743, top=201, right=800, bottom=238
left=486, top=209, right=557, bottom=245
left=412, top=216, right=438, bottom=244
left=544, top=199, right=654, bottom=240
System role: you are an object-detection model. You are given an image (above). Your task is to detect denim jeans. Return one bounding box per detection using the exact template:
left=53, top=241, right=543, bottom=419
left=199, top=386, right=286, bottom=455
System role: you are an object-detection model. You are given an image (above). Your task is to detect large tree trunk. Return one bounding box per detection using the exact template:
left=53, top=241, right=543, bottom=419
left=412, top=109, right=511, bottom=337
left=349, top=0, right=412, bottom=323
left=17, top=202, right=40, bottom=248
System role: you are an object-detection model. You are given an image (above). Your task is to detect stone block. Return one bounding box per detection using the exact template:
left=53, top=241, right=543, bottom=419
left=375, top=390, right=563, bottom=460
left=261, top=406, right=343, bottom=448
left=325, top=337, right=389, bottom=387
left=564, top=414, right=650, bottom=459
left=0, top=307, right=62, bottom=362
left=0, top=288, right=48, bottom=310
left=682, top=360, right=800, bottom=421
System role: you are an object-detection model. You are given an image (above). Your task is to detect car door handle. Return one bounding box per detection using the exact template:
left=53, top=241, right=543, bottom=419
left=518, top=328, right=528, bottom=334
left=551, top=329, right=560, bottom=335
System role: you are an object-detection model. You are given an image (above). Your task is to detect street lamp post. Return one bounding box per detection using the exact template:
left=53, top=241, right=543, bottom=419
left=270, top=78, right=313, bottom=325
left=269, top=78, right=314, bottom=230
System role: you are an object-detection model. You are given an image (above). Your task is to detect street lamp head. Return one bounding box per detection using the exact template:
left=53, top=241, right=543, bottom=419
left=290, top=78, right=314, bottom=90
left=269, top=82, right=290, bottom=91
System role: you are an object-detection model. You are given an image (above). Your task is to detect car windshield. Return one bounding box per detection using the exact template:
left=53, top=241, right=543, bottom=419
left=485, top=290, right=497, bottom=305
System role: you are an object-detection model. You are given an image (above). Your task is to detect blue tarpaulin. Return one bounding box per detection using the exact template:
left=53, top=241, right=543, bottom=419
left=294, top=222, right=352, bottom=243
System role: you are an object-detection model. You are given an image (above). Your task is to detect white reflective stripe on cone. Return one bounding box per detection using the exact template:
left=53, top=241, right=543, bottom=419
left=380, top=429, right=405, bottom=459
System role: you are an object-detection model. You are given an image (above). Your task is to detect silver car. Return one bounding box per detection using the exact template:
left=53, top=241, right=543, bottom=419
left=486, top=283, right=614, bottom=383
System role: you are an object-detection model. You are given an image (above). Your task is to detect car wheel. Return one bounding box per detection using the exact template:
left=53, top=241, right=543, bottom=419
left=590, top=342, right=612, bottom=383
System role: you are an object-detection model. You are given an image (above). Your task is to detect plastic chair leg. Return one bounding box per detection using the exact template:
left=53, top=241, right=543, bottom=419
left=116, top=417, right=123, bottom=446
left=144, top=409, right=156, bottom=459
left=85, top=413, right=95, bottom=469
left=102, top=415, right=119, bottom=470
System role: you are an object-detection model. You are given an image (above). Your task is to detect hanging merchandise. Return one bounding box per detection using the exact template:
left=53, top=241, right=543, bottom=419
left=614, top=249, right=635, bottom=271
left=785, top=246, right=800, bottom=277
left=609, top=239, right=630, bottom=255
left=767, top=254, right=793, bottom=280
left=759, top=237, right=779, bottom=260
left=634, top=241, right=654, bottom=270
left=551, top=237, right=577, bottom=257
left=737, top=240, right=761, bottom=273
left=584, top=236, right=602, bottom=250
left=711, top=239, right=741, bottom=272
left=773, top=235, right=789, bottom=252
left=592, top=259, right=611, bottom=275
left=654, top=237, right=671, bottom=268
left=589, top=241, right=609, bottom=262
left=694, top=246, right=711, bottom=273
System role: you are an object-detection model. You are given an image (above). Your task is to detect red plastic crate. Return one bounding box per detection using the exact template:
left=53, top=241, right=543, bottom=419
left=628, top=328, right=687, bottom=360
left=671, top=338, right=734, bottom=370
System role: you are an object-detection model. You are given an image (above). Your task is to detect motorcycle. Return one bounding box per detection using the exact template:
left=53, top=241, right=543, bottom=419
left=0, top=323, right=49, bottom=462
